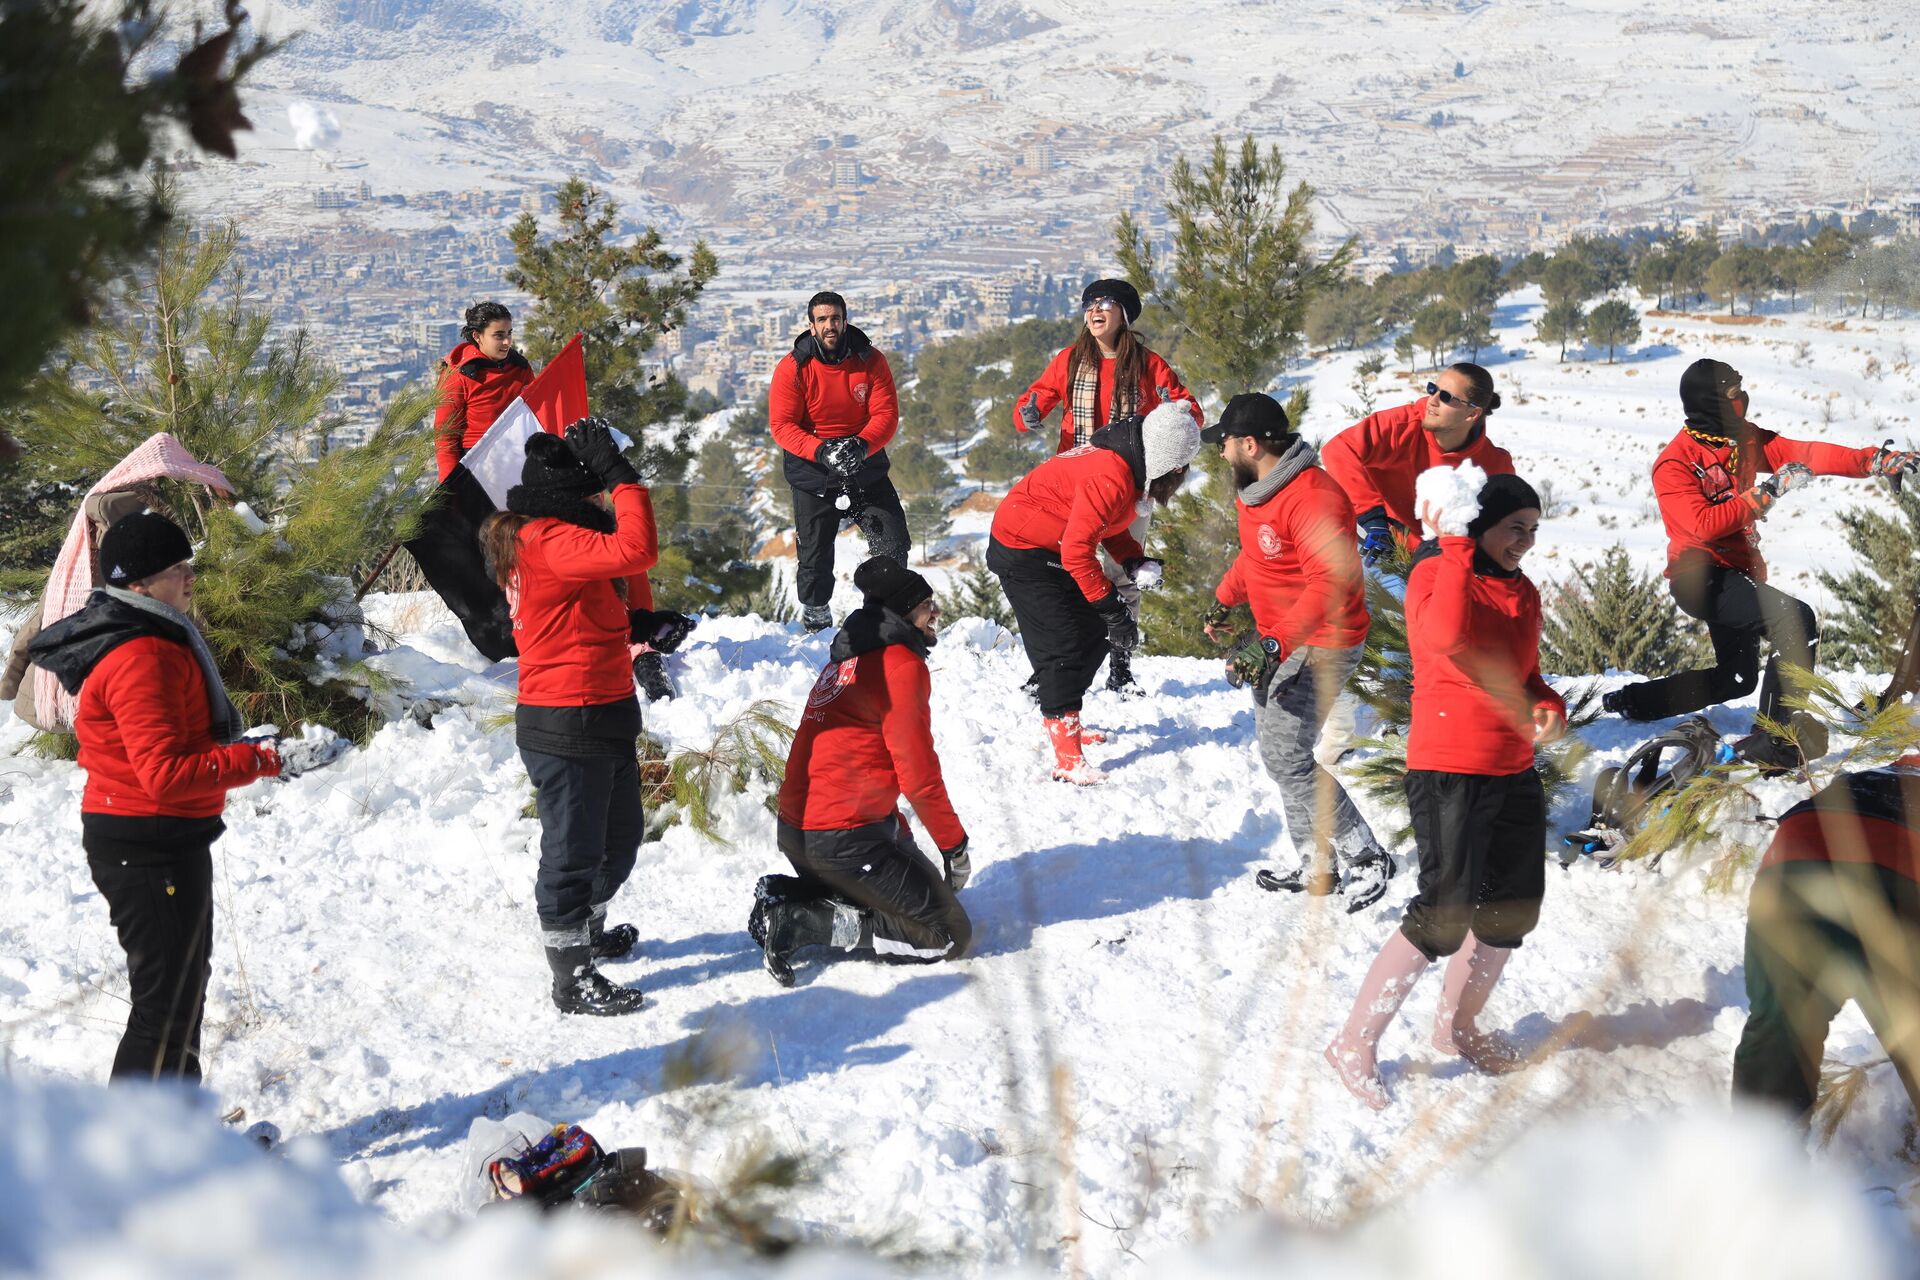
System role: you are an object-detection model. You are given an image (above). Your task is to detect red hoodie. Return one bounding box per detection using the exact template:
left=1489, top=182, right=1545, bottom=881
left=1320, top=400, right=1515, bottom=540
left=1215, top=464, right=1369, bottom=657
left=434, top=343, right=535, bottom=481
left=1405, top=538, right=1564, bottom=776
left=1013, top=346, right=1203, bottom=454
left=508, top=485, right=659, bottom=707
left=1652, top=425, right=1874, bottom=582
left=76, top=637, right=279, bottom=818
left=777, top=621, right=966, bottom=850
left=989, top=444, right=1144, bottom=604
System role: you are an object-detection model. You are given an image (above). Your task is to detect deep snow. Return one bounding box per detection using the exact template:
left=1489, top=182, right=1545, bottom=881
left=3, top=295, right=1920, bottom=1274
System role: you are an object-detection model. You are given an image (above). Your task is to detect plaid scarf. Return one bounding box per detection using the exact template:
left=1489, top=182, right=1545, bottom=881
left=1066, top=353, right=1138, bottom=450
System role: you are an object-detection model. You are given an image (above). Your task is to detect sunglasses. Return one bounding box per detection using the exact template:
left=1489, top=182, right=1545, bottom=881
left=1425, top=381, right=1481, bottom=410
left=1084, top=298, right=1123, bottom=314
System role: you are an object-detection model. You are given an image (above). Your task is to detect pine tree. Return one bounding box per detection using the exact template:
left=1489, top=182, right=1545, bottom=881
left=1411, top=302, right=1463, bottom=370
left=1815, top=483, right=1920, bottom=671
left=1535, top=300, right=1585, bottom=362
left=1443, top=255, right=1502, bottom=362
left=1583, top=299, right=1642, bottom=363
left=1540, top=544, right=1705, bottom=677
left=0, top=1, right=271, bottom=412
left=905, top=494, right=952, bottom=563
left=8, top=214, right=435, bottom=734
left=935, top=554, right=1016, bottom=630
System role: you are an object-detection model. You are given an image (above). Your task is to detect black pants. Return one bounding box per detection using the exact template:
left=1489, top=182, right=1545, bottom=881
left=792, top=479, right=910, bottom=608
left=522, top=749, right=644, bottom=947
left=1399, top=768, right=1546, bottom=960
left=777, top=818, right=971, bottom=959
left=988, top=538, right=1109, bottom=717
left=1733, top=861, right=1920, bottom=1120
left=82, top=815, right=223, bottom=1083
left=1616, top=559, right=1816, bottom=723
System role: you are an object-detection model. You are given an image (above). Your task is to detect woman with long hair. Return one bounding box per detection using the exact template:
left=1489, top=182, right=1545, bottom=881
left=434, top=301, right=534, bottom=482
left=1012, top=279, right=1203, bottom=693
left=481, top=420, right=676, bottom=1016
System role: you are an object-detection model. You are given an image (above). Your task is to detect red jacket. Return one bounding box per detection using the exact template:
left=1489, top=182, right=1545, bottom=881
left=1321, top=400, right=1515, bottom=540
left=1216, top=463, right=1369, bottom=658
left=76, top=637, right=278, bottom=818
left=990, top=443, right=1144, bottom=604
left=1653, top=425, right=1874, bottom=581
left=777, top=620, right=966, bottom=850
left=768, top=337, right=899, bottom=462
left=1014, top=346, right=1203, bottom=454
left=508, top=485, right=659, bottom=707
left=434, top=343, right=535, bottom=481
left=1405, top=538, right=1564, bottom=776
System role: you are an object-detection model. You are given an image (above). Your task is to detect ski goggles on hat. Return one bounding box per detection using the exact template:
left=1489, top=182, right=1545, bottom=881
left=1425, top=381, right=1481, bottom=409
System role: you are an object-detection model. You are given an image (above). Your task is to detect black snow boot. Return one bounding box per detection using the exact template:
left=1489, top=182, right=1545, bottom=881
left=1105, top=645, right=1144, bottom=697
left=632, top=651, right=677, bottom=702
left=759, top=897, right=868, bottom=988
left=588, top=908, right=639, bottom=961
left=546, top=945, right=645, bottom=1016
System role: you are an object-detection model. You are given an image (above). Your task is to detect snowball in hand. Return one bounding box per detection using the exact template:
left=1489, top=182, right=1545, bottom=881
left=1414, top=461, right=1489, bottom=538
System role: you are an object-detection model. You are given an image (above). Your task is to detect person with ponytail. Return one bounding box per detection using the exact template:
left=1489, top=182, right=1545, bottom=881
left=1601, top=359, right=1918, bottom=771
left=1321, top=362, right=1515, bottom=569
left=1012, top=279, right=1203, bottom=694
left=434, top=301, right=534, bottom=482
left=482, top=420, right=686, bottom=1017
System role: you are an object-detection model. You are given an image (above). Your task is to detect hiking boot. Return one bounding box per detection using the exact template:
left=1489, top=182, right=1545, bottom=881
left=801, top=605, right=833, bottom=633
left=546, top=945, right=644, bottom=1016
left=1599, top=688, right=1632, bottom=717
left=1104, top=647, right=1144, bottom=697
left=1337, top=848, right=1397, bottom=913
left=588, top=910, right=639, bottom=961
left=759, top=898, right=856, bottom=987
left=1733, top=728, right=1800, bottom=777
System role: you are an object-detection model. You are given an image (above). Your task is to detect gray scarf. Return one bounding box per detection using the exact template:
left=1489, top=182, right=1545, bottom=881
left=1237, top=436, right=1318, bottom=506
left=103, top=586, right=246, bottom=744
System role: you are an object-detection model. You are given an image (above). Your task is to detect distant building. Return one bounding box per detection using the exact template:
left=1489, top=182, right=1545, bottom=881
left=1897, top=197, right=1920, bottom=239
left=1020, top=139, right=1056, bottom=174
left=420, top=321, right=462, bottom=354
left=314, top=189, right=350, bottom=210
left=831, top=157, right=863, bottom=194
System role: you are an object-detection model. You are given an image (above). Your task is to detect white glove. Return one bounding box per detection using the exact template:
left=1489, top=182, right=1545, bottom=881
left=1413, top=461, right=1489, bottom=539
left=271, top=731, right=350, bottom=779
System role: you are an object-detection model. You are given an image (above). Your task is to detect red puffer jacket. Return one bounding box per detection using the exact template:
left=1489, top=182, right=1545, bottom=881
left=1216, top=464, right=1369, bottom=658
left=777, top=611, right=966, bottom=850
left=989, top=443, right=1144, bottom=604
left=76, top=637, right=278, bottom=818
left=508, top=485, right=659, bottom=707
left=434, top=343, right=535, bottom=481
left=1652, top=426, right=1874, bottom=581
left=1405, top=538, right=1564, bottom=776
left=1013, top=346, right=1203, bottom=454
left=1320, top=400, right=1515, bottom=540
left=768, top=329, right=899, bottom=458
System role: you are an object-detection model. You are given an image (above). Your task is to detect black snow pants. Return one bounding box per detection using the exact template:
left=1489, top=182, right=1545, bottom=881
left=777, top=818, right=971, bottom=960
left=792, top=478, right=910, bottom=609
left=1614, top=557, right=1817, bottom=724
left=1400, top=768, right=1547, bottom=960
left=520, top=701, right=645, bottom=950
left=987, top=537, right=1110, bottom=717
left=82, top=814, right=224, bottom=1083
left=1733, top=860, right=1920, bottom=1121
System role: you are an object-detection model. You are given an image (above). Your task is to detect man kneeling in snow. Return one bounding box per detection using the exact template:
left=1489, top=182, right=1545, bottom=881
left=750, top=557, right=972, bottom=985
left=1733, top=760, right=1920, bottom=1124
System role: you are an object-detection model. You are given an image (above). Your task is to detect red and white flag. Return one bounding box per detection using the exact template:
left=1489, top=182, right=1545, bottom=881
left=461, top=333, right=590, bottom=507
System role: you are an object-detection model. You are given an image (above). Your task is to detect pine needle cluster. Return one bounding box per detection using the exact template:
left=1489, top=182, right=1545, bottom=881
left=1815, top=480, right=1920, bottom=672
left=1540, top=543, right=1710, bottom=677
left=659, top=699, right=796, bottom=844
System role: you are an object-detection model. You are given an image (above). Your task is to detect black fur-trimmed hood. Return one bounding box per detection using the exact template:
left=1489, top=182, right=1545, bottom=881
left=830, top=604, right=933, bottom=661
left=1088, top=415, right=1148, bottom=490
left=792, top=324, right=874, bottom=371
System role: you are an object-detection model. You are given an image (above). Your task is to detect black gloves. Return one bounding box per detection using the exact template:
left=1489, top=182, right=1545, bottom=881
left=941, top=838, right=972, bottom=891
left=817, top=436, right=868, bottom=478
left=564, top=417, right=641, bottom=488
left=1091, top=591, right=1139, bottom=653
left=629, top=609, right=696, bottom=653
left=1121, top=556, right=1165, bottom=590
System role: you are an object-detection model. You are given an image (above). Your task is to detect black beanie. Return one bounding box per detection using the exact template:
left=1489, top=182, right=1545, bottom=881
left=1467, top=473, right=1542, bottom=539
left=508, top=431, right=600, bottom=510
left=1081, top=278, right=1142, bottom=325
left=99, top=511, right=193, bottom=587
left=1679, top=358, right=1744, bottom=436
left=853, top=556, right=933, bottom=617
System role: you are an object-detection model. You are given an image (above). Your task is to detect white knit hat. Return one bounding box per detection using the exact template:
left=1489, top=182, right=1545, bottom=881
left=1141, top=401, right=1201, bottom=481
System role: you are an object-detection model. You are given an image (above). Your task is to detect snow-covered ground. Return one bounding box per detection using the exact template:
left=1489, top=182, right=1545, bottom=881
left=3, top=297, right=1919, bottom=1275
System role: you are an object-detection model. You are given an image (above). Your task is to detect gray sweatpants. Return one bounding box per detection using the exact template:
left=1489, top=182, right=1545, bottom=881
left=1255, top=643, right=1384, bottom=870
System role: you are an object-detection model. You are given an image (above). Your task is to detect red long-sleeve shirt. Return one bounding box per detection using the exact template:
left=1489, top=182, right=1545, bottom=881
left=778, top=642, right=966, bottom=850
left=1653, top=426, right=1874, bottom=581
left=433, top=343, right=534, bottom=481
left=508, top=485, right=659, bottom=707
left=1013, top=346, right=1203, bottom=454
left=989, top=444, right=1144, bottom=604
left=1216, top=466, right=1369, bottom=658
left=1320, top=400, right=1515, bottom=539
left=768, top=346, right=899, bottom=461
left=76, top=638, right=278, bottom=818
left=1405, top=538, right=1564, bottom=776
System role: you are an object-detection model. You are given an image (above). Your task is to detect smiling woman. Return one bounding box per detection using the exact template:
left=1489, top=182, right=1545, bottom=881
left=432, top=301, right=534, bottom=482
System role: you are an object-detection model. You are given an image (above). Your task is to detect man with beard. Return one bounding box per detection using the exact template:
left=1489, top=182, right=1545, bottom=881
left=768, top=292, right=908, bottom=632
left=1201, top=395, right=1395, bottom=911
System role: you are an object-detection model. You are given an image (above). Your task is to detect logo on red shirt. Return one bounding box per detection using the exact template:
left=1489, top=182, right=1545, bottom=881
left=1257, top=524, right=1285, bottom=558
left=804, top=658, right=859, bottom=719
left=852, top=380, right=869, bottom=404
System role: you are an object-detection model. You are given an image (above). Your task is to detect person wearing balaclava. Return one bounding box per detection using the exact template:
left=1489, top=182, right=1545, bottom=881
left=752, top=556, right=971, bottom=986
left=1601, top=358, right=1918, bottom=772
left=1326, top=464, right=1566, bottom=1111
left=1013, top=278, right=1204, bottom=695
left=988, top=401, right=1203, bottom=782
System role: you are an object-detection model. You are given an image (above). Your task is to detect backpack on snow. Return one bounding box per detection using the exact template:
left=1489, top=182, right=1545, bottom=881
left=1564, top=715, right=1733, bottom=866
